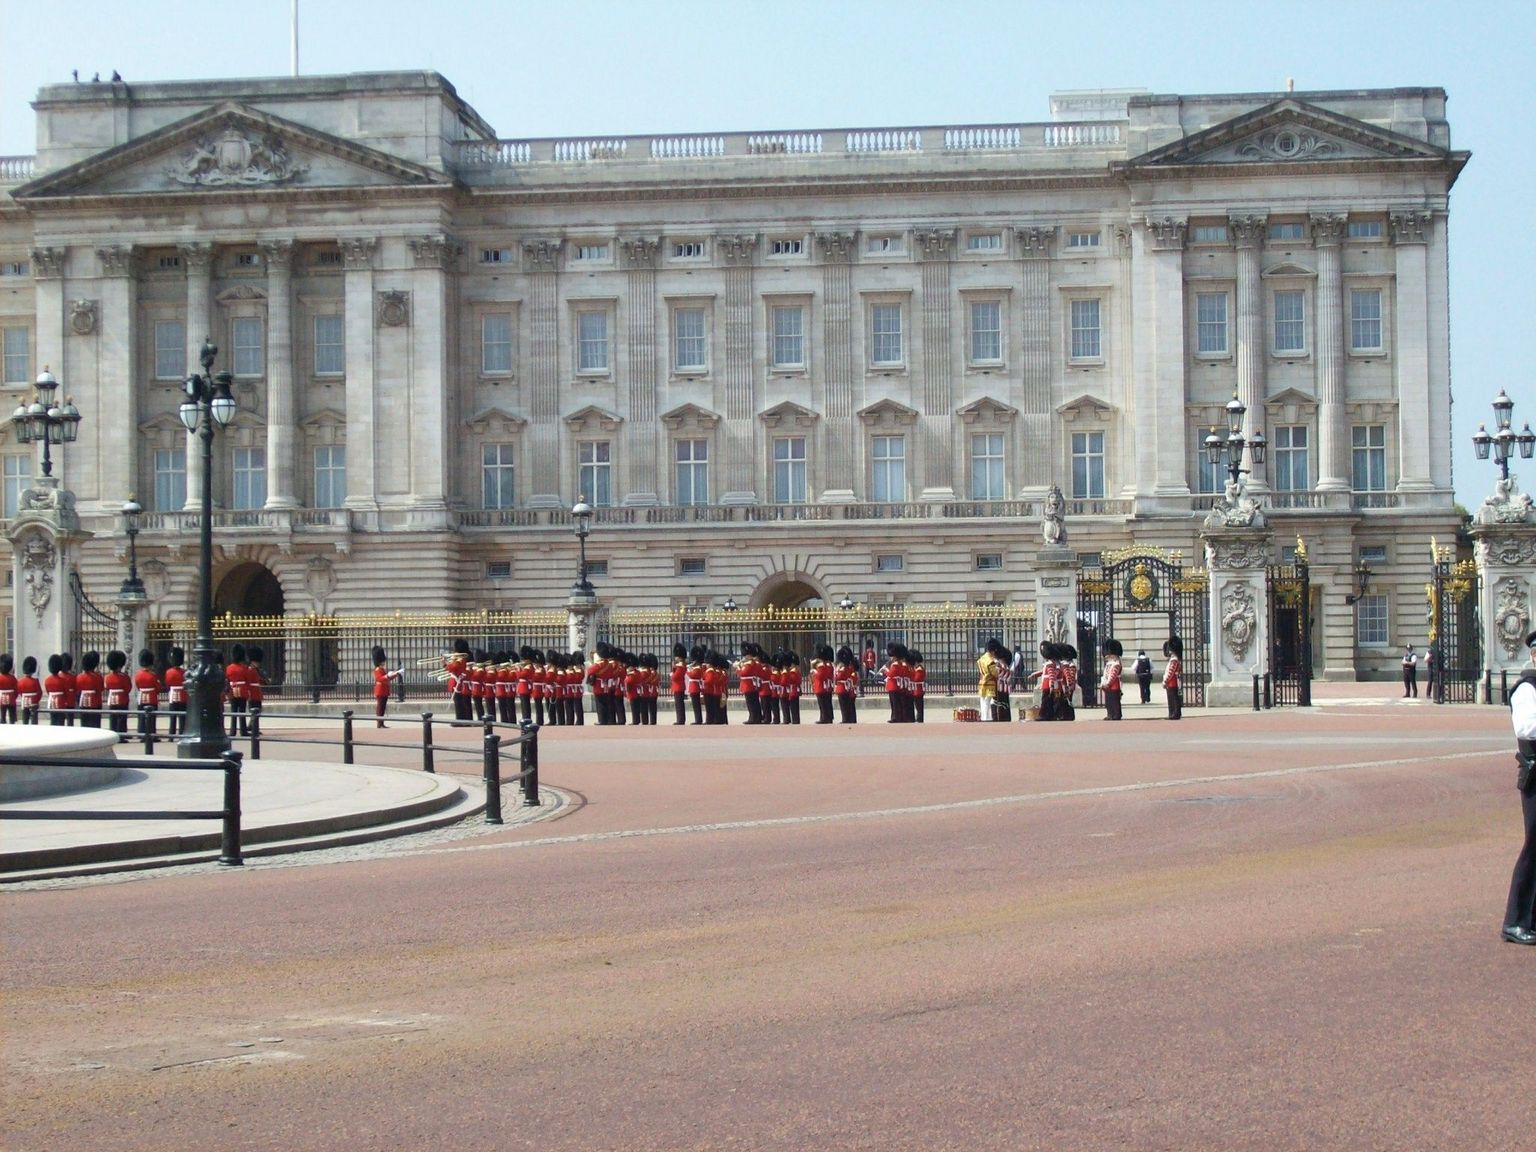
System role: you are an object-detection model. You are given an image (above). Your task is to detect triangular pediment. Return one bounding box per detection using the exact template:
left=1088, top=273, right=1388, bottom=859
left=956, top=396, right=1017, bottom=424
left=857, top=398, right=919, bottom=427
left=758, top=401, right=818, bottom=429
left=660, top=403, right=721, bottom=431
left=1128, top=99, right=1450, bottom=169
left=13, top=102, right=453, bottom=200
left=300, top=407, right=348, bottom=430
left=563, top=404, right=622, bottom=432
left=1058, top=393, right=1115, bottom=418
left=465, top=405, right=526, bottom=433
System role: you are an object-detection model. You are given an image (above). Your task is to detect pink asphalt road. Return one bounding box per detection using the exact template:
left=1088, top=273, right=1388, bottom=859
left=4, top=694, right=1531, bottom=1150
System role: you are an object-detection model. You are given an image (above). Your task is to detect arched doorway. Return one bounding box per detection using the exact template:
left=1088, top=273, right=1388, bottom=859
left=212, top=562, right=290, bottom=685
left=758, top=578, right=824, bottom=611
left=751, top=576, right=828, bottom=659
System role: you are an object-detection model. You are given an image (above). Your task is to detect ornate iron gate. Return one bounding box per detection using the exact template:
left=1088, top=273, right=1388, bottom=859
left=69, top=570, right=118, bottom=657
left=1078, top=547, right=1211, bottom=707
left=1429, top=545, right=1481, bottom=704
left=1266, top=547, right=1313, bottom=707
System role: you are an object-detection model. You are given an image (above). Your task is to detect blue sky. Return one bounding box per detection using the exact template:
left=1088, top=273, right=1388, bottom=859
left=2, top=0, right=1531, bottom=508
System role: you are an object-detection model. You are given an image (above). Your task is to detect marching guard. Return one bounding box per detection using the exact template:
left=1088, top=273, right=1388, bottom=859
left=77, top=651, right=104, bottom=728
left=1163, top=637, right=1184, bottom=720
left=1100, top=640, right=1124, bottom=720
left=0, top=654, right=17, bottom=724
left=811, top=644, right=835, bottom=724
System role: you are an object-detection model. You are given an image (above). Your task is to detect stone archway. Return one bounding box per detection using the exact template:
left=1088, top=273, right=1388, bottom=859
left=753, top=574, right=826, bottom=611
left=214, top=561, right=284, bottom=617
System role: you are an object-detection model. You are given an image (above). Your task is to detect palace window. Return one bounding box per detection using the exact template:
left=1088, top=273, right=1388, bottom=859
left=770, top=238, right=803, bottom=256
left=314, top=445, right=346, bottom=509
left=231, top=316, right=264, bottom=378
left=578, top=440, right=612, bottom=506
left=679, top=558, right=707, bottom=576
left=773, top=436, right=806, bottom=504
left=871, top=435, right=905, bottom=502
left=966, top=232, right=1003, bottom=252
left=1070, top=298, right=1102, bottom=360
left=482, top=443, right=515, bottom=509
left=1071, top=430, right=1105, bottom=499
left=870, top=303, right=903, bottom=367
left=482, top=312, right=513, bottom=375
left=1067, top=231, right=1101, bottom=249
left=1269, top=222, right=1305, bottom=241
left=313, top=314, right=345, bottom=376
left=479, top=248, right=514, bottom=264
left=573, top=243, right=610, bottom=262
left=3, top=454, right=31, bottom=518
left=1352, top=424, right=1387, bottom=492
left=1350, top=289, right=1383, bottom=352
left=1272, top=425, right=1309, bottom=492
left=1196, top=292, right=1229, bottom=355
left=2, top=327, right=28, bottom=385
left=577, top=311, right=609, bottom=374
left=970, top=432, right=1006, bottom=500
left=1358, top=594, right=1389, bottom=647
left=1348, top=220, right=1384, bottom=240
left=876, top=554, right=904, bottom=573
left=154, top=448, right=185, bottom=511
left=968, top=300, right=1002, bottom=364
left=975, top=553, right=1004, bottom=571
left=675, top=438, right=709, bottom=506
left=1273, top=291, right=1306, bottom=354
left=671, top=241, right=706, bottom=259
left=1193, top=225, right=1229, bottom=243
left=673, top=307, right=707, bottom=373
left=232, top=446, right=267, bottom=510
left=866, top=234, right=903, bottom=255
left=154, top=320, right=186, bottom=380
left=771, top=306, right=804, bottom=369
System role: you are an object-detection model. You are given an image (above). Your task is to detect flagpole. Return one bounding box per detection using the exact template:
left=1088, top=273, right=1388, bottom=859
left=291, top=0, right=300, bottom=76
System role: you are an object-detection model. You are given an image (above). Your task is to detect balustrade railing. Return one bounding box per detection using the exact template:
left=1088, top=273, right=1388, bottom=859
left=0, top=156, right=36, bottom=182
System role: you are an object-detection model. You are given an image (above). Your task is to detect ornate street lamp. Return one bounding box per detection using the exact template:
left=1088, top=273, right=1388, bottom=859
left=120, top=497, right=144, bottom=597
left=571, top=499, right=594, bottom=594
left=11, top=366, right=81, bottom=478
left=1344, top=561, right=1373, bottom=606
left=838, top=594, right=855, bottom=610
left=177, top=339, right=237, bottom=759
left=1204, top=392, right=1268, bottom=489
left=1472, top=388, right=1536, bottom=482
left=722, top=596, right=738, bottom=612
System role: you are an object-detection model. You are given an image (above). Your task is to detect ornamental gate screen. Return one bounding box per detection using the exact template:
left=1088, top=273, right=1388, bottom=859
left=1429, top=552, right=1481, bottom=704
left=1266, top=559, right=1313, bottom=707
left=1077, top=548, right=1210, bottom=707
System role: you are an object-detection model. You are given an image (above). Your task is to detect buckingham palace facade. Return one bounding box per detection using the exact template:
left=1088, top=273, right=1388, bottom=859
left=0, top=73, right=1466, bottom=678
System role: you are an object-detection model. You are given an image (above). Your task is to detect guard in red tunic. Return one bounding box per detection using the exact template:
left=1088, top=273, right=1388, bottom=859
left=445, top=638, right=471, bottom=722
left=671, top=643, right=688, bottom=726
left=811, top=644, right=835, bottom=724
left=102, top=650, right=131, bottom=734
left=1100, top=639, right=1124, bottom=721
left=686, top=645, right=705, bottom=726
left=245, top=646, right=266, bottom=732
left=43, top=654, right=67, bottom=726
left=59, top=652, right=78, bottom=727
left=516, top=646, right=535, bottom=724
left=0, top=653, right=19, bottom=724
left=1163, top=637, right=1184, bottom=720
left=782, top=651, right=803, bottom=725
left=76, top=650, right=104, bottom=728
left=834, top=645, right=859, bottom=724
left=18, top=655, right=43, bottom=725
left=163, top=647, right=186, bottom=736
left=135, top=648, right=162, bottom=739
left=909, top=649, right=926, bottom=724
left=225, top=642, right=250, bottom=737
left=373, top=645, right=403, bottom=727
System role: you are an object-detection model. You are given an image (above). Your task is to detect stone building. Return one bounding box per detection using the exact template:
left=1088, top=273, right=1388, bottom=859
left=0, top=73, right=1466, bottom=679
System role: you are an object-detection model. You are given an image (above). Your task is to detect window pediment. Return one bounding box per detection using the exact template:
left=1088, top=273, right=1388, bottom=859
left=564, top=404, right=623, bottom=433
left=465, top=405, right=527, bottom=435
left=857, top=398, right=919, bottom=428
left=1057, top=393, right=1115, bottom=421
left=660, top=403, right=721, bottom=432
left=1263, top=261, right=1316, bottom=278
left=956, top=396, right=1017, bottom=426
left=758, top=401, right=818, bottom=430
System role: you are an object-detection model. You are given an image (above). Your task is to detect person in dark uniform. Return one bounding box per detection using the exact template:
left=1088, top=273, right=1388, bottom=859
left=1163, top=637, right=1184, bottom=720
left=1402, top=645, right=1419, bottom=698
left=225, top=643, right=249, bottom=736
left=0, top=653, right=18, bottom=724
left=1133, top=649, right=1154, bottom=704
left=1502, top=629, right=1536, bottom=945
left=102, top=650, right=130, bottom=733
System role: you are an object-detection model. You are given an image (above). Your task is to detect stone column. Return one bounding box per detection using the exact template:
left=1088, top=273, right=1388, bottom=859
left=407, top=235, right=455, bottom=515
left=116, top=588, right=148, bottom=661
left=1311, top=215, right=1348, bottom=496
left=340, top=237, right=378, bottom=512
left=524, top=240, right=562, bottom=507
left=1132, top=217, right=1190, bottom=509
left=567, top=587, right=600, bottom=655
left=621, top=237, right=660, bottom=506
left=720, top=234, right=758, bottom=505
left=260, top=240, right=297, bottom=508
left=94, top=247, right=136, bottom=511
left=1230, top=215, right=1268, bottom=491
left=181, top=243, right=214, bottom=511
left=1391, top=210, right=1434, bottom=496
left=914, top=227, right=955, bottom=501
left=1202, top=526, right=1273, bottom=707
left=1034, top=541, right=1078, bottom=671
left=8, top=482, right=83, bottom=664
left=1015, top=226, right=1054, bottom=495
left=1470, top=488, right=1536, bottom=701
left=816, top=232, right=856, bottom=503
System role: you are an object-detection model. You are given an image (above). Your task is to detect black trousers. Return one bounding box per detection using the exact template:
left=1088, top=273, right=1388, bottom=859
left=816, top=692, right=833, bottom=724
left=1104, top=689, right=1122, bottom=720
left=744, top=692, right=762, bottom=724
left=1403, top=667, right=1418, bottom=697
left=691, top=692, right=704, bottom=725
left=675, top=692, right=687, bottom=724
left=1137, top=675, right=1152, bottom=704
left=837, top=693, right=856, bottom=724
left=786, top=697, right=800, bottom=724
left=914, top=695, right=924, bottom=723
left=1507, top=741, right=1536, bottom=929
left=1166, top=686, right=1183, bottom=720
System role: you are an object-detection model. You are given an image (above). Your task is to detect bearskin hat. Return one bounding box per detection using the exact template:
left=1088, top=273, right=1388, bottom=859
left=673, top=642, right=687, bottom=658
left=1164, top=637, right=1184, bottom=658
left=139, top=648, right=155, bottom=668
left=60, top=652, right=73, bottom=672
left=230, top=643, right=247, bottom=664
left=22, top=655, right=37, bottom=675
left=169, top=646, right=185, bottom=667
left=81, top=651, right=101, bottom=671
left=1103, top=639, right=1124, bottom=658
left=372, top=646, right=387, bottom=665
left=47, top=654, right=62, bottom=675
left=0, top=654, right=12, bottom=674
left=106, top=651, right=127, bottom=672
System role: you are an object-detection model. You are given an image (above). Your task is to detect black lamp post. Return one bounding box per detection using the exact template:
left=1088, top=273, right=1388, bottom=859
left=1344, top=561, right=1373, bottom=607
left=722, top=596, right=738, bottom=612
left=838, top=594, right=855, bottom=610
left=120, top=497, right=144, bottom=597
left=571, top=499, right=594, bottom=594
left=177, top=339, right=237, bottom=759
left=11, top=366, right=82, bottom=478
left=1204, top=392, right=1268, bottom=489
left=1472, top=389, right=1536, bottom=482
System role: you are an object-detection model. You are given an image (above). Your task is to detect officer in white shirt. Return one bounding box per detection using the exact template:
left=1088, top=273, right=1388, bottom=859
left=1501, top=629, right=1536, bottom=945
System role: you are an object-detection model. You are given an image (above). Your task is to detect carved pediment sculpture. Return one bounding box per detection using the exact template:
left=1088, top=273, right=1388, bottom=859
left=168, top=125, right=309, bottom=187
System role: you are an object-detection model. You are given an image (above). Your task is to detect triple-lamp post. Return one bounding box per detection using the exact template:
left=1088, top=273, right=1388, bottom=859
left=1472, top=390, right=1536, bottom=481
left=1204, top=392, right=1268, bottom=492
left=571, top=499, right=594, bottom=594
left=176, top=339, right=237, bottom=758
left=11, top=367, right=81, bottom=480
left=119, top=497, right=144, bottom=597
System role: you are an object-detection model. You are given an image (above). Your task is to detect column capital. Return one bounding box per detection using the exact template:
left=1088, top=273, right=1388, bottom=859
left=1389, top=210, right=1433, bottom=245
left=178, top=242, right=214, bottom=271
left=1310, top=213, right=1348, bottom=246
left=913, top=227, right=957, bottom=262
left=340, top=237, right=377, bottom=270
left=620, top=237, right=659, bottom=269
left=718, top=234, right=758, bottom=265
left=31, top=247, right=67, bottom=279
left=1228, top=214, right=1268, bottom=249
left=1015, top=225, right=1055, bottom=259
left=1144, top=216, right=1188, bottom=252
left=409, top=234, right=458, bottom=269
left=95, top=245, right=136, bottom=277
left=258, top=239, right=295, bottom=271
left=815, top=231, right=857, bottom=264
left=522, top=238, right=562, bottom=273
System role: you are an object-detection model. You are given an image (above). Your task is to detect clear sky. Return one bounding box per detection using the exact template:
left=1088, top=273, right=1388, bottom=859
left=2, top=0, right=1531, bottom=510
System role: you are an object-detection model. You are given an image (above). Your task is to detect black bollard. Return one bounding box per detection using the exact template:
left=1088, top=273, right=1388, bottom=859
left=1262, top=673, right=1273, bottom=710
left=421, top=712, right=434, bottom=773
left=520, top=720, right=541, bottom=806
left=1252, top=673, right=1261, bottom=712
left=249, top=711, right=261, bottom=760
left=342, top=710, right=354, bottom=764
left=219, top=751, right=244, bottom=866
left=483, top=731, right=503, bottom=825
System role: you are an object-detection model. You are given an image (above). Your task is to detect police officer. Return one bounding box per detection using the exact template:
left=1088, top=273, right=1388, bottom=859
left=1502, top=629, right=1536, bottom=945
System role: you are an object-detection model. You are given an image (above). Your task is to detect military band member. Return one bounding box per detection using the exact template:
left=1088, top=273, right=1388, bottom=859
left=1163, top=637, right=1184, bottom=720
left=76, top=650, right=104, bottom=728
left=135, top=648, right=162, bottom=739
left=225, top=643, right=250, bottom=737
left=670, top=643, right=688, bottom=725
left=687, top=645, right=706, bottom=725
left=516, top=646, right=535, bottom=724
left=762, top=649, right=782, bottom=725
left=59, top=652, right=78, bottom=726
left=446, top=639, right=472, bottom=722
left=834, top=645, right=859, bottom=724
left=164, top=647, right=187, bottom=736
left=0, top=654, right=18, bottom=724
left=44, top=654, right=67, bottom=726
left=1058, top=644, right=1079, bottom=721
left=811, top=644, right=835, bottom=725
left=102, top=650, right=130, bottom=734
left=702, top=651, right=728, bottom=725
left=909, top=649, right=926, bottom=724
left=782, top=650, right=803, bottom=725
left=737, top=644, right=762, bottom=725
left=373, top=646, right=404, bottom=727
left=570, top=650, right=587, bottom=726
left=1100, top=639, right=1124, bottom=721
left=245, top=647, right=266, bottom=731
left=18, top=655, right=43, bottom=725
